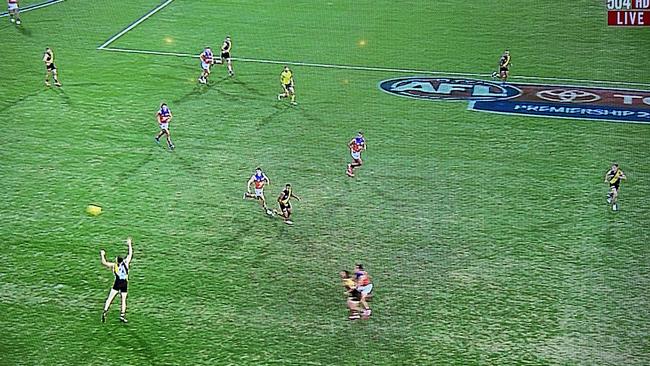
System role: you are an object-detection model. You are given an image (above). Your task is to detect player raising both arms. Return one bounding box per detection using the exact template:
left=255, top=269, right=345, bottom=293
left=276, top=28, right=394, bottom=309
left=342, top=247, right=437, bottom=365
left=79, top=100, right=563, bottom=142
left=198, top=47, right=214, bottom=84
left=491, top=49, right=511, bottom=82
left=7, top=0, right=21, bottom=25
left=155, top=103, right=175, bottom=150
left=217, top=36, right=234, bottom=77
left=273, top=183, right=300, bottom=225
left=605, top=163, right=626, bottom=211
left=43, top=47, right=61, bottom=87
left=100, top=237, right=133, bottom=323
left=346, top=132, right=366, bottom=177
left=244, top=167, right=273, bottom=215
left=277, top=66, right=297, bottom=106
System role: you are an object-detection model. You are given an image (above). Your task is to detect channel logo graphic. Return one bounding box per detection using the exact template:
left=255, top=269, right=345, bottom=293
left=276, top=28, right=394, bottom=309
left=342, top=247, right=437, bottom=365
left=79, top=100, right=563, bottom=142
left=378, top=77, right=650, bottom=124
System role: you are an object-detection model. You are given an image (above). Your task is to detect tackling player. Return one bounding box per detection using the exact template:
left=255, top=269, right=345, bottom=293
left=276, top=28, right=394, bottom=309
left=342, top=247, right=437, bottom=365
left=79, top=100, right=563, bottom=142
left=346, top=132, right=366, bottom=177
left=605, top=163, right=626, bottom=211
left=42, top=47, right=61, bottom=87
left=218, top=36, right=234, bottom=77
left=100, top=237, right=133, bottom=323
left=277, top=66, right=297, bottom=106
left=340, top=270, right=362, bottom=320
left=491, top=50, right=511, bottom=82
left=154, top=103, right=175, bottom=150
left=273, top=183, right=301, bottom=225
left=198, top=47, right=214, bottom=84
left=354, top=263, right=373, bottom=319
left=7, top=0, right=20, bottom=25
left=244, top=167, right=272, bottom=214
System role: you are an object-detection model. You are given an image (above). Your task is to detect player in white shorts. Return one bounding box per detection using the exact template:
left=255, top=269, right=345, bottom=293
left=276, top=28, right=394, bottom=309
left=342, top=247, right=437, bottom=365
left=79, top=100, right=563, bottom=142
left=7, top=0, right=21, bottom=25
left=244, top=167, right=272, bottom=214
left=198, top=47, right=214, bottom=84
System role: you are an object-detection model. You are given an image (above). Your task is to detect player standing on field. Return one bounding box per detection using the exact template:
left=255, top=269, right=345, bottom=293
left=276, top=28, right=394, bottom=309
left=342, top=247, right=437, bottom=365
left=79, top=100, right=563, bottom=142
left=244, top=167, right=272, bottom=214
left=277, top=66, right=297, bottom=105
left=198, top=47, right=214, bottom=84
left=7, top=0, right=21, bottom=25
left=346, top=132, right=366, bottom=177
left=155, top=103, right=175, bottom=151
left=605, top=163, right=626, bottom=211
left=217, top=36, right=234, bottom=77
left=492, top=49, right=511, bottom=82
left=100, top=237, right=133, bottom=323
left=43, top=48, right=61, bottom=87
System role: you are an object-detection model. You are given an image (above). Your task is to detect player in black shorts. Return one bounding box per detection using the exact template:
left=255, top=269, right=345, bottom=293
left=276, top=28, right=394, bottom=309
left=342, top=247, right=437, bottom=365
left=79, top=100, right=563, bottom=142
left=100, top=237, right=133, bottom=323
left=273, top=183, right=300, bottom=225
left=491, top=49, right=511, bottom=82
left=42, top=47, right=61, bottom=87
left=605, top=163, right=626, bottom=211
left=219, top=35, right=234, bottom=77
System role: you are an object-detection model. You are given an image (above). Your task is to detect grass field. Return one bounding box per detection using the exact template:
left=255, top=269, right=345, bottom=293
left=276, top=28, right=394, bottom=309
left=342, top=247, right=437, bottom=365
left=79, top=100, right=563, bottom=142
left=1, top=1, right=649, bottom=365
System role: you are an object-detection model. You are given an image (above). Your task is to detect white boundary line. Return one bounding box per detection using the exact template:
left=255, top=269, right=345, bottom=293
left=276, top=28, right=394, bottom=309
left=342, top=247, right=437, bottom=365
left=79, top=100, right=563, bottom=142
left=97, top=0, right=174, bottom=50
left=0, top=0, right=64, bottom=18
left=99, top=46, right=650, bottom=89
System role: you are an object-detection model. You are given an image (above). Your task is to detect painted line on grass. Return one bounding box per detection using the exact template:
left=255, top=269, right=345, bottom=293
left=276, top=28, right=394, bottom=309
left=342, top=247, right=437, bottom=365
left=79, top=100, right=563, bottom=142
left=98, top=47, right=650, bottom=88
left=97, top=0, right=174, bottom=50
left=0, top=0, right=64, bottom=18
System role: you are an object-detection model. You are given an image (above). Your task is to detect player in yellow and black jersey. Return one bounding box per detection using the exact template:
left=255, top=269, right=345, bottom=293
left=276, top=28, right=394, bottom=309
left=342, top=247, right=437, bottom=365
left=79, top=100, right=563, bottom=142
left=492, top=49, right=511, bottom=82
left=277, top=66, right=297, bottom=105
left=42, top=47, right=61, bottom=87
left=273, top=183, right=300, bottom=225
left=100, top=237, right=133, bottom=323
left=605, top=163, right=626, bottom=211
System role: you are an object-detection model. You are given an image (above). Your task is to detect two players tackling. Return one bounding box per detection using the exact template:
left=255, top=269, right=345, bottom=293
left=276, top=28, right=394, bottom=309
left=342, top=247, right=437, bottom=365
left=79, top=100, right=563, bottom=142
left=346, top=132, right=366, bottom=177
left=340, top=264, right=374, bottom=320
left=244, top=167, right=273, bottom=215
left=277, top=66, right=297, bottom=105
left=100, top=237, right=133, bottom=324
left=155, top=103, right=175, bottom=150
left=43, top=48, right=61, bottom=87
left=605, top=163, right=626, bottom=211
left=491, top=49, right=511, bottom=82
left=7, top=0, right=21, bottom=25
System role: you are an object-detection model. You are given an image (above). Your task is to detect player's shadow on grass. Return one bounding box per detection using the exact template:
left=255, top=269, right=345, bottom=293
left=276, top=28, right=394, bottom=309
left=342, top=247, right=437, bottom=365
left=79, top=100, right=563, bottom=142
left=171, top=84, right=211, bottom=105
left=47, top=87, right=72, bottom=106
left=256, top=107, right=289, bottom=130
left=16, top=25, right=32, bottom=37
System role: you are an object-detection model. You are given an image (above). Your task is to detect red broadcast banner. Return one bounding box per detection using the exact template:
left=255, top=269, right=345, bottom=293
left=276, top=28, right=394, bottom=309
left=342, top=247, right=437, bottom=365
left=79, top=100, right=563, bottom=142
left=608, top=10, right=650, bottom=25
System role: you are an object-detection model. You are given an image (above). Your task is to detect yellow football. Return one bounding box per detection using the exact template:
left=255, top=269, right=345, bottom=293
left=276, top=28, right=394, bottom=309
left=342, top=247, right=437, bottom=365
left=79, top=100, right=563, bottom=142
left=86, top=205, right=102, bottom=216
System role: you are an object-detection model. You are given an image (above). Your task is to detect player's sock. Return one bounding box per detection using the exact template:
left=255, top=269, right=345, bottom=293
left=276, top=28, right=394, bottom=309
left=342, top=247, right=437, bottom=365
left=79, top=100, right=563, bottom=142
left=612, top=203, right=618, bottom=211
left=101, top=310, right=107, bottom=323
left=119, top=312, right=127, bottom=323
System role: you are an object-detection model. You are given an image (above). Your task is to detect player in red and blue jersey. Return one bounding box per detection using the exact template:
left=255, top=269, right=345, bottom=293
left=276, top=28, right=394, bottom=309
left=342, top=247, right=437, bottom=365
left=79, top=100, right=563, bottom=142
left=154, top=103, right=174, bottom=150
left=244, top=167, right=272, bottom=214
left=346, top=132, right=366, bottom=177
left=198, top=47, right=214, bottom=84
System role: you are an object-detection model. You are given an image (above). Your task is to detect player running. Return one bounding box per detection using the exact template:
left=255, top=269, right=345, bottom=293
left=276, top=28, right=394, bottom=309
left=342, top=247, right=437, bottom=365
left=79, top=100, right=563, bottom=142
left=277, top=66, right=297, bottom=106
left=154, top=103, right=175, bottom=150
left=198, top=47, right=214, bottom=84
left=346, top=132, right=366, bottom=177
left=100, top=237, right=133, bottom=323
left=244, top=167, right=272, bottom=214
left=605, top=163, right=626, bottom=211
left=491, top=49, right=511, bottom=82
left=273, top=183, right=301, bottom=225
left=42, top=47, right=61, bottom=87
left=7, top=0, right=21, bottom=25
left=217, top=36, right=234, bottom=77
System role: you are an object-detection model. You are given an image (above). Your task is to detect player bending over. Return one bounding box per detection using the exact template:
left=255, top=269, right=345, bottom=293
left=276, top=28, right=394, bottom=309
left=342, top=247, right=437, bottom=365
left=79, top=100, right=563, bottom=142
left=7, top=0, right=21, bottom=25
left=605, top=163, right=626, bottom=211
left=43, top=48, right=61, bottom=87
left=155, top=103, right=175, bottom=150
left=277, top=66, right=297, bottom=105
left=346, top=132, right=366, bottom=177
left=198, top=47, right=214, bottom=84
left=244, top=167, right=272, bottom=214
left=100, top=237, right=133, bottom=323
left=273, top=183, right=300, bottom=225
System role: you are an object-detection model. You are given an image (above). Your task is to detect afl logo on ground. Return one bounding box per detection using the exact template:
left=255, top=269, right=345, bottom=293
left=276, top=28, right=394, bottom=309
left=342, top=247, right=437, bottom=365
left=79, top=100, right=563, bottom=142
left=378, top=77, right=522, bottom=101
